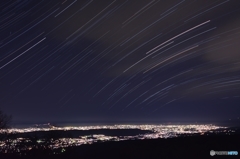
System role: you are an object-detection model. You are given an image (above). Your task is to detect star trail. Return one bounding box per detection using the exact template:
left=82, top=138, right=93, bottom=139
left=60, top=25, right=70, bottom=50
left=0, top=0, right=240, bottom=124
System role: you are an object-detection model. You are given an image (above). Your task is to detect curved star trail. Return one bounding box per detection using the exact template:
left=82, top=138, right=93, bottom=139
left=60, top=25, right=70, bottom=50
left=0, top=0, right=239, bottom=124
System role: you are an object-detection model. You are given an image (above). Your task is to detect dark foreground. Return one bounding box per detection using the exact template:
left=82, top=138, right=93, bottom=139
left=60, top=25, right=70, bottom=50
left=1, top=134, right=240, bottom=159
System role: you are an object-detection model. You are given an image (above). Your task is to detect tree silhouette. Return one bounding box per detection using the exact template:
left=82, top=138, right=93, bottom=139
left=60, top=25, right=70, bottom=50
left=0, top=109, right=12, bottom=129
left=0, top=109, right=12, bottom=153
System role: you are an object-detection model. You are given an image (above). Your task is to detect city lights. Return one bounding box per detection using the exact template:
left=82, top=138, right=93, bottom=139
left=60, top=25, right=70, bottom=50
left=0, top=124, right=226, bottom=153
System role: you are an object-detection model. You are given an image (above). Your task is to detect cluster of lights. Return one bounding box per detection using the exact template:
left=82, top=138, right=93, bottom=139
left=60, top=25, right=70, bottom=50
left=0, top=124, right=226, bottom=153
left=0, top=124, right=223, bottom=133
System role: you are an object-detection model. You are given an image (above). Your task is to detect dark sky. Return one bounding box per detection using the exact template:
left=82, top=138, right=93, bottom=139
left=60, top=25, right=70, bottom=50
left=0, top=0, right=240, bottom=124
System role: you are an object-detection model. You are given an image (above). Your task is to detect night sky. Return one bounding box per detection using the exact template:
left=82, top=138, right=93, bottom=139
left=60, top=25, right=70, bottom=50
left=1, top=0, right=240, bottom=125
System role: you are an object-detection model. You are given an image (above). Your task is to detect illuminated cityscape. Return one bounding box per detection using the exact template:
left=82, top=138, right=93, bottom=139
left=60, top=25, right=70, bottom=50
left=0, top=124, right=229, bottom=153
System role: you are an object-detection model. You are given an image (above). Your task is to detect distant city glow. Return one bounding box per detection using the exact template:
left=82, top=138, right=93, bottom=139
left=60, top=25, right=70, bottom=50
left=0, top=124, right=228, bottom=153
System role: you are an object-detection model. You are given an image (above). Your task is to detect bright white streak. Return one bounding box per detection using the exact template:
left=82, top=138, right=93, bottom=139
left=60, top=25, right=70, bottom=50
left=144, top=45, right=198, bottom=73
left=123, top=41, right=174, bottom=73
left=146, top=20, right=210, bottom=54
left=0, top=38, right=46, bottom=70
